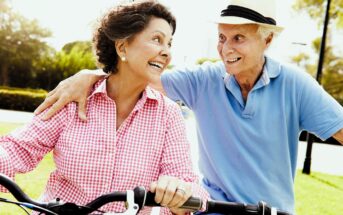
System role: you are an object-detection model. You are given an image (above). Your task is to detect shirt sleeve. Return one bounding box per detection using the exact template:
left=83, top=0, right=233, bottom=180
left=161, top=62, right=223, bottom=109
left=159, top=103, right=210, bottom=214
left=298, top=72, right=343, bottom=140
left=0, top=106, right=72, bottom=192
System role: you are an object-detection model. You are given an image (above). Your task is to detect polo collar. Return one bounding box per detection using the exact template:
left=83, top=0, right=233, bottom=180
left=223, top=56, right=281, bottom=89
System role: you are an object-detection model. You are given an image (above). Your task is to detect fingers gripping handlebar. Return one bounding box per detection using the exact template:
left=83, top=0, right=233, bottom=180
left=0, top=174, right=292, bottom=215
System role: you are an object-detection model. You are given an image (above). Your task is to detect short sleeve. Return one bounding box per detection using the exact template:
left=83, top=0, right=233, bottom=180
left=299, top=72, right=343, bottom=140
left=161, top=62, right=224, bottom=109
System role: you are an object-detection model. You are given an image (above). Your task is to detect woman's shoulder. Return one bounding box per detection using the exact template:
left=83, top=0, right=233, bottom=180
left=148, top=87, right=178, bottom=105
left=147, top=87, right=181, bottom=114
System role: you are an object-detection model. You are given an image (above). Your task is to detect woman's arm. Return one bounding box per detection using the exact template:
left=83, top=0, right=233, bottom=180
left=0, top=107, right=69, bottom=191
left=156, top=103, right=209, bottom=214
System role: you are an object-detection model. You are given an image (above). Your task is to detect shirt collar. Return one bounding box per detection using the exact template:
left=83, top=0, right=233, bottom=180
left=223, top=56, right=281, bottom=87
left=88, top=78, right=159, bottom=104
left=264, top=56, right=281, bottom=78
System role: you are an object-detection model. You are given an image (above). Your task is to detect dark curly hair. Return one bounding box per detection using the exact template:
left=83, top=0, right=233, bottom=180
left=93, top=1, right=176, bottom=74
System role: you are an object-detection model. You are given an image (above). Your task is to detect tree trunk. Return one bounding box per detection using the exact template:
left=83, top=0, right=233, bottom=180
left=0, top=63, right=9, bottom=86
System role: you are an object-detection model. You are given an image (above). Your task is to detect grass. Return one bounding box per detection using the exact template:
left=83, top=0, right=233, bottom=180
left=1, top=123, right=343, bottom=214
left=295, top=172, right=343, bottom=214
left=0, top=123, right=55, bottom=214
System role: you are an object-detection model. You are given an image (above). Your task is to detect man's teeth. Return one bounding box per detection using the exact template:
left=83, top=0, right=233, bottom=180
left=149, top=62, right=163, bottom=69
left=227, top=58, right=240, bottom=63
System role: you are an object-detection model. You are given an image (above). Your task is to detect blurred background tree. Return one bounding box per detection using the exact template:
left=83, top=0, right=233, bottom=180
left=292, top=0, right=343, bottom=104
left=1, top=0, right=342, bottom=110
left=0, top=0, right=96, bottom=91
left=34, top=41, right=96, bottom=90
left=0, top=0, right=51, bottom=87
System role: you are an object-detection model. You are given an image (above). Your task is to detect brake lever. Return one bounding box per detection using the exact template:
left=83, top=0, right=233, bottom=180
left=104, top=190, right=139, bottom=215
left=258, top=201, right=278, bottom=215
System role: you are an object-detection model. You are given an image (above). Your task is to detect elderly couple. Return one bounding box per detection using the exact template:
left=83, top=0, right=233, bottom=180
left=1, top=0, right=343, bottom=214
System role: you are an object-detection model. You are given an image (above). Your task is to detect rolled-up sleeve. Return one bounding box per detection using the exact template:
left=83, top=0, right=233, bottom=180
left=159, top=104, right=209, bottom=214
left=0, top=107, right=71, bottom=192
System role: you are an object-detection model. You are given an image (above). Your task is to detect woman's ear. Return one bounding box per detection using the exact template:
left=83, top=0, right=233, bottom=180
left=115, top=39, right=126, bottom=59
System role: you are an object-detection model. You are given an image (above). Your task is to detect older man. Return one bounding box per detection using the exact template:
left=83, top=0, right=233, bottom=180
left=35, top=0, right=343, bottom=213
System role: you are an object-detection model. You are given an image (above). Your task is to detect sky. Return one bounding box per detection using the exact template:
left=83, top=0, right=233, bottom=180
left=8, top=0, right=327, bottom=66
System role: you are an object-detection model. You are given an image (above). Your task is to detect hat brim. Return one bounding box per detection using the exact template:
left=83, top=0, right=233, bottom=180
left=213, top=16, right=284, bottom=33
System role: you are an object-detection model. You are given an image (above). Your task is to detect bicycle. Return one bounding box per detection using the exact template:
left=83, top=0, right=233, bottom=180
left=0, top=173, right=291, bottom=215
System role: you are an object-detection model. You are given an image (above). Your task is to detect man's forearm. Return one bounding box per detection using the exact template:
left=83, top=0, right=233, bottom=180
left=79, top=69, right=107, bottom=80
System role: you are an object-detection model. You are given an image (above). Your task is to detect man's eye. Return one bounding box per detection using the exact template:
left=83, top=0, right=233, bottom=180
left=234, top=35, right=243, bottom=41
left=219, top=35, right=226, bottom=42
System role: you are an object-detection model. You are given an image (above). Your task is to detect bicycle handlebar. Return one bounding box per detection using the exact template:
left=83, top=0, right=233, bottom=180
left=0, top=173, right=292, bottom=215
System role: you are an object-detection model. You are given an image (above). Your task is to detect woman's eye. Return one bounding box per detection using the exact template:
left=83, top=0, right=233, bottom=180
left=153, top=37, right=160, bottom=43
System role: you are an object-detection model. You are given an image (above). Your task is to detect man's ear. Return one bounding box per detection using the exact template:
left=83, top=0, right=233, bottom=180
left=115, top=39, right=126, bottom=59
left=265, top=33, right=274, bottom=48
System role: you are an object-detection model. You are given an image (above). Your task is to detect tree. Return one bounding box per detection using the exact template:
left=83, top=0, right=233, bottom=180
left=196, top=57, right=221, bottom=65
left=34, top=41, right=97, bottom=90
left=0, top=0, right=52, bottom=86
left=292, top=0, right=343, bottom=104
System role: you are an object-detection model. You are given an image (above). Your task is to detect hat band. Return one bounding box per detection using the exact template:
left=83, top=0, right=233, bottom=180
left=221, top=5, right=276, bottom=25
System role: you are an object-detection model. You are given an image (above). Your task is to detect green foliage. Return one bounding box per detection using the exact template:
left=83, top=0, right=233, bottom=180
left=0, top=0, right=97, bottom=91
left=196, top=58, right=221, bottom=65
left=293, top=0, right=343, bottom=28
left=62, top=41, right=93, bottom=54
left=167, top=64, right=175, bottom=69
left=291, top=0, right=343, bottom=105
left=0, top=86, right=47, bottom=112
left=0, top=0, right=52, bottom=86
left=31, top=41, right=97, bottom=90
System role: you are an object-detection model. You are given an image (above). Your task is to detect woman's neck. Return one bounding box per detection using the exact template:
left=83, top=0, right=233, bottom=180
left=106, top=70, right=146, bottom=104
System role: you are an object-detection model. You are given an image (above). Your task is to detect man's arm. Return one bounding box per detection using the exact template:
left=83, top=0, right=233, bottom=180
left=333, top=128, right=343, bottom=144
left=35, top=69, right=106, bottom=120
left=34, top=69, right=166, bottom=120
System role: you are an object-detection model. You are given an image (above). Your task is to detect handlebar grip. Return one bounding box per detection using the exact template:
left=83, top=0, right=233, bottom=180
left=206, top=200, right=255, bottom=214
left=206, top=200, right=293, bottom=215
left=144, top=191, right=202, bottom=211
left=0, top=173, right=47, bottom=208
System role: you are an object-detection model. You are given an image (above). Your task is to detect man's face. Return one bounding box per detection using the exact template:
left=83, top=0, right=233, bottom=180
left=217, top=24, right=269, bottom=76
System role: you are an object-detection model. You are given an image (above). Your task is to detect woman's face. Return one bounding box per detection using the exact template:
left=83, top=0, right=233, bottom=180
left=217, top=24, right=270, bottom=76
left=123, top=17, right=173, bottom=83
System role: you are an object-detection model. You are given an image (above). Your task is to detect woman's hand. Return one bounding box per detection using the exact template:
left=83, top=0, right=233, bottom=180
left=34, top=70, right=105, bottom=120
left=150, top=175, right=193, bottom=215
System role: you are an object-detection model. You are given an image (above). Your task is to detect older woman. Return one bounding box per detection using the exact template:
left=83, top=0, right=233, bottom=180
left=34, top=0, right=343, bottom=214
left=0, top=2, right=209, bottom=214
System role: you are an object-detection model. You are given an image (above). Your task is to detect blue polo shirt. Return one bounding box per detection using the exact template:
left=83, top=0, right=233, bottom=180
left=161, top=56, right=343, bottom=213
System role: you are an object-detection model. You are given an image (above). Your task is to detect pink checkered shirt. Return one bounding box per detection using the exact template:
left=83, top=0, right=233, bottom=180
left=0, top=79, right=209, bottom=214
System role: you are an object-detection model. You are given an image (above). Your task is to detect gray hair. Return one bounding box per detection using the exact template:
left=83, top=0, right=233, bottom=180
left=257, top=24, right=280, bottom=40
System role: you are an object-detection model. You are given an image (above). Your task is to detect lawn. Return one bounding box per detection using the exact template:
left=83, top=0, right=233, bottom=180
left=0, top=123, right=343, bottom=214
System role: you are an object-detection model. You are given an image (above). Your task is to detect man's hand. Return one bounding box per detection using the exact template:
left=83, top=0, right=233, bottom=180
left=333, top=128, right=343, bottom=145
left=150, top=175, right=193, bottom=215
left=34, top=70, right=105, bottom=120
